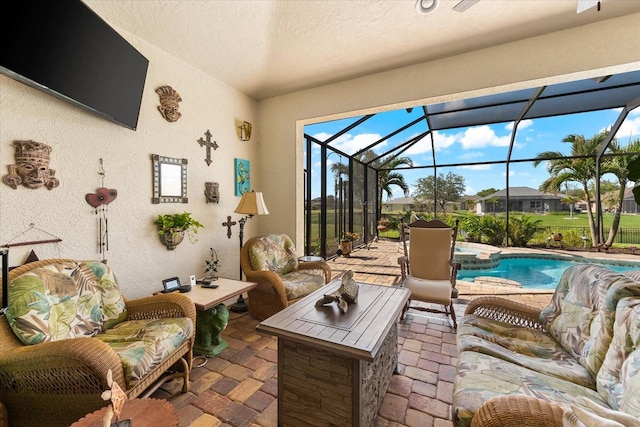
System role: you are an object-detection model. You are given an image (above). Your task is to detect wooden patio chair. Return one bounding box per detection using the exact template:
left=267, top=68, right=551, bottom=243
left=398, top=219, right=461, bottom=329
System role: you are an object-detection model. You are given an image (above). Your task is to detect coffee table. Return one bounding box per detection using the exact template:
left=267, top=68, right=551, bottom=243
left=257, top=280, right=410, bottom=427
left=184, top=277, right=257, bottom=356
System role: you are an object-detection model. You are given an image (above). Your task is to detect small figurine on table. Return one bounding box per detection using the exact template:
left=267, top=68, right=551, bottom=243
left=100, top=369, right=129, bottom=427
left=315, top=270, right=359, bottom=314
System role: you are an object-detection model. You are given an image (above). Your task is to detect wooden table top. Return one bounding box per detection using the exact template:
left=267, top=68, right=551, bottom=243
left=70, top=398, right=177, bottom=427
left=257, top=280, right=409, bottom=361
left=183, top=277, right=257, bottom=311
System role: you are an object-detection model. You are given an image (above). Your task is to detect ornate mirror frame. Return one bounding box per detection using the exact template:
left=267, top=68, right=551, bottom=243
left=152, top=154, right=188, bottom=203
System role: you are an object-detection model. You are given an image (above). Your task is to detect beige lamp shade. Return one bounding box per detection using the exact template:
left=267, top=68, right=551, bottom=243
left=234, top=191, right=269, bottom=216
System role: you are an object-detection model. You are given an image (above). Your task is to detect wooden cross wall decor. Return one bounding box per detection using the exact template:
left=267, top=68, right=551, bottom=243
left=222, top=216, right=237, bottom=239
left=197, top=130, right=219, bottom=166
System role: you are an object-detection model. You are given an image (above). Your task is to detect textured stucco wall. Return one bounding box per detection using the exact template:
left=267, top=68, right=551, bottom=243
left=0, top=27, right=258, bottom=299
left=257, top=13, right=640, bottom=250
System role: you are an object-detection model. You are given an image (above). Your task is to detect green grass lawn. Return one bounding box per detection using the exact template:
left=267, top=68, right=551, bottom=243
left=524, top=212, right=640, bottom=228
left=309, top=210, right=640, bottom=246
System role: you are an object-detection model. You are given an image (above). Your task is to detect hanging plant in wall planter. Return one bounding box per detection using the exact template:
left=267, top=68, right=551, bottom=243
left=154, top=212, right=203, bottom=250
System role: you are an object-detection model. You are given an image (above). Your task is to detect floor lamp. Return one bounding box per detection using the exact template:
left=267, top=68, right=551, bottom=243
left=1, top=247, right=9, bottom=316
left=229, top=191, right=269, bottom=313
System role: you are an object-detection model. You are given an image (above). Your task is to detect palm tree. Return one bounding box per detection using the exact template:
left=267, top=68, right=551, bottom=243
left=534, top=132, right=605, bottom=246
left=376, top=155, right=413, bottom=209
left=331, top=150, right=413, bottom=212
left=602, top=138, right=640, bottom=246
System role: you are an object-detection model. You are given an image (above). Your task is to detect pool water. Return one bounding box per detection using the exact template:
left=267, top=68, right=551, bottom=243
left=458, top=257, right=640, bottom=290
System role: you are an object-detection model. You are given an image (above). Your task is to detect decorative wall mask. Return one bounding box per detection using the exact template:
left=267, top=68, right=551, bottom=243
left=205, top=182, right=220, bottom=203
left=3, top=140, right=60, bottom=190
left=156, top=85, right=182, bottom=122
left=197, top=129, right=219, bottom=166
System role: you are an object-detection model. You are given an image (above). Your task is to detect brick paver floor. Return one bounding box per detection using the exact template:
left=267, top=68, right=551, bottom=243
left=151, top=239, right=568, bottom=426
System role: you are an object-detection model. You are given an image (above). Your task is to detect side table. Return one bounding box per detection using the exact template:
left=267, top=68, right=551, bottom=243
left=70, top=398, right=177, bottom=427
left=183, top=277, right=257, bottom=356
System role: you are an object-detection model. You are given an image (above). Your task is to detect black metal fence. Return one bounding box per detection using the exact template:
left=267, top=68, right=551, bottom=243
left=543, top=226, right=640, bottom=245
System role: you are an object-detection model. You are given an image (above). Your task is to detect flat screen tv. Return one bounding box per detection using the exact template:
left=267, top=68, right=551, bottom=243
left=0, top=0, right=149, bottom=131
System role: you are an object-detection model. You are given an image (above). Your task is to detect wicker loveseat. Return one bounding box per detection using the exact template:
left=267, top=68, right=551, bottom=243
left=0, top=259, right=196, bottom=426
left=241, top=234, right=331, bottom=319
left=453, top=264, right=640, bottom=427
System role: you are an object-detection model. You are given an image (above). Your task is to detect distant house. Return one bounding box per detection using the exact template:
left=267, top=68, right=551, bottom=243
left=381, top=196, right=462, bottom=213
left=381, top=197, right=414, bottom=213
left=575, top=187, right=639, bottom=214
left=475, top=186, right=563, bottom=214
left=460, top=195, right=478, bottom=211
left=622, top=187, right=640, bottom=213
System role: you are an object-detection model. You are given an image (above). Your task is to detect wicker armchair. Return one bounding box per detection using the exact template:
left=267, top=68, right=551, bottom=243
left=0, top=259, right=196, bottom=427
left=241, top=234, right=331, bottom=319
left=471, top=395, right=564, bottom=427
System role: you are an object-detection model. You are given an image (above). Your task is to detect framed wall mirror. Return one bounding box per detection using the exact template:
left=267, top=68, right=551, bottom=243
left=152, top=154, right=188, bottom=203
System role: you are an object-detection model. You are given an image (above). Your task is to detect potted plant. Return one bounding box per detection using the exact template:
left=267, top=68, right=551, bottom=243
left=339, top=231, right=358, bottom=256
left=154, top=212, right=203, bottom=250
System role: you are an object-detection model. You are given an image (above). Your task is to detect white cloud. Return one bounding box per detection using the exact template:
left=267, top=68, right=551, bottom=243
left=615, top=115, right=640, bottom=140
left=505, top=119, right=533, bottom=131
left=434, top=131, right=458, bottom=151
left=404, top=133, right=433, bottom=155
left=457, top=164, right=492, bottom=170
left=459, top=125, right=510, bottom=149
left=501, top=170, right=516, bottom=177
left=311, top=132, right=385, bottom=155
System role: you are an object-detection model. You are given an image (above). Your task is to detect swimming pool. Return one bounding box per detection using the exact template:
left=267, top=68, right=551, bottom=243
left=457, top=257, right=640, bottom=290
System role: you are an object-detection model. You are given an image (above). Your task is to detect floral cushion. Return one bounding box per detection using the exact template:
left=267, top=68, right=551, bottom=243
left=540, top=264, right=639, bottom=378
left=562, top=397, right=640, bottom=427
left=6, top=260, right=127, bottom=345
left=453, top=350, right=609, bottom=427
left=96, top=317, right=193, bottom=387
left=457, top=316, right=596, bottom=388
left=248, top=234, right=299, bottom=275
left=280, top=270, right=326, bottom=301
left=623, top=270, right=640, bottom=282
left=597, top=297, right=640, bottom=416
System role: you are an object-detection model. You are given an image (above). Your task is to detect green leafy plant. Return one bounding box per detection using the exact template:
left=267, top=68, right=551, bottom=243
left=460, top=213, right=483, bottom=242
left=480, top=215, right=506, bottom=246
left=508, top=215, right=544, bottom=246
left=154, top=212, right=203, bottom=243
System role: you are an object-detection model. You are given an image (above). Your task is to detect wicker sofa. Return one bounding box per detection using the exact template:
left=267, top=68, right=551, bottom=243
left=453, top=264, right=640, bottom=427
left=0, top=259, right=196, bottom=426
left=241, top=233, right=331, bottom=319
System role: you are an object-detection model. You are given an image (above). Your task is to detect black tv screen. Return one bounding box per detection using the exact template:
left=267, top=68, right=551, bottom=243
left=0, top=0, right=149, bottom=130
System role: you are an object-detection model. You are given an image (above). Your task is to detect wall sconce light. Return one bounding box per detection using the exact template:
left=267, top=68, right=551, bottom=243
left=239, top=121, right=252, bottom=141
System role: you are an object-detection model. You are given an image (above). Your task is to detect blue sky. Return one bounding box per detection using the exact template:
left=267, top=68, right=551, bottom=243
left=305, top=107, right=640, bottom=199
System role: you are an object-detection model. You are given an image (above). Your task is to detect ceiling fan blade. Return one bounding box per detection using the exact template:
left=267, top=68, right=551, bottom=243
left=577, top=0, right=602, bottom=13
left=453, top=0, right=480, bottom=12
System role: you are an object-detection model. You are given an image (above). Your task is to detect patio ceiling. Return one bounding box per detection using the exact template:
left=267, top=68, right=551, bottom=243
left=311, top=69, right=640, bottom=168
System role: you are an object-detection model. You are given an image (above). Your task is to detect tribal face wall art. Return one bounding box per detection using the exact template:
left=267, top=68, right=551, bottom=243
left=3, top=140, right=60, bottom=190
